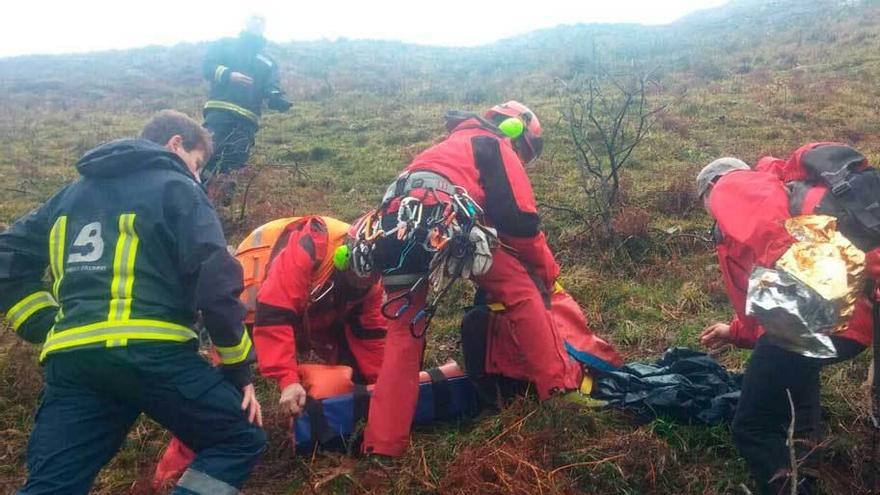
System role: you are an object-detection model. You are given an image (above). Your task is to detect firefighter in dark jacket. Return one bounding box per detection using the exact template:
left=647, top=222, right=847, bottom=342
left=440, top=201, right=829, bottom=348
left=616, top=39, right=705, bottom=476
left=1, top=110, right=265, bottom=495
left=201, top=16, right=291, bottom=185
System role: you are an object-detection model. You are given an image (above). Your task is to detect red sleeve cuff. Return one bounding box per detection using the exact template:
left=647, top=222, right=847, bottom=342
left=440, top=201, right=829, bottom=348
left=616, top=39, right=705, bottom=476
left=279, top=373, right=300, bottom=391
left=730, top=316, right=758, bottom=349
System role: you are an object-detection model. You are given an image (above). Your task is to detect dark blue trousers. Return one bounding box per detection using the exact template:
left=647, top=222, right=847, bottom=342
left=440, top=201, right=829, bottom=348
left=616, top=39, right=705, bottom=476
left=18, top=343, right=265, bottom=495
left=202, top=110, right=257, bottom=182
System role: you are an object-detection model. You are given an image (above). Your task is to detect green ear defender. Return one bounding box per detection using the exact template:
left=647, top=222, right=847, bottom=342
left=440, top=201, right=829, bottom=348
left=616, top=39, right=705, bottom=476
left=498, top=117, right=525, bottom=139
left=332, top=245, right=351, bottom=271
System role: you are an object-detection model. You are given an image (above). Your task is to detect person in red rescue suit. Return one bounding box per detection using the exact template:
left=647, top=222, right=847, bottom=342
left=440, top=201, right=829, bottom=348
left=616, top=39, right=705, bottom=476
left=362, top=101, right=583, bottom=457
left=696, top=146, right=876, bottom=495
left=252, top=216, right=387, bottom=415
left=153, top=216, right=386, bottom=489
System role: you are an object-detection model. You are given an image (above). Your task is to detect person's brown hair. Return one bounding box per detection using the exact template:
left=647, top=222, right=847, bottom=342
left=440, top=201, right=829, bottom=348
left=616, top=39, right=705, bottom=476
left=140, top=110, right=213, bottom=158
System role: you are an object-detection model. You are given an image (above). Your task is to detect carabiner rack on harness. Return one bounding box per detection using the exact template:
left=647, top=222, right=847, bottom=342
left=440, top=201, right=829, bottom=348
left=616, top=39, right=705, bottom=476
left=374, top=183, right=497, bottom=339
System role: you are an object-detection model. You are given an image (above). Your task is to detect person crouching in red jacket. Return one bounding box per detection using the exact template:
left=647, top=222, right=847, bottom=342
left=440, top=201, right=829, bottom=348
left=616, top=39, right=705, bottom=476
left=361, top=101, right=580, bottom=457
left=252, top=216, right=387, bottom=415
left=153, top=216, right=386, bottom=489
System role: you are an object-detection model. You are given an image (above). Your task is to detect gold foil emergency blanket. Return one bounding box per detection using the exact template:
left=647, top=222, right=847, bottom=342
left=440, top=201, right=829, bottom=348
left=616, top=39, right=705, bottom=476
left=778, top=215, right=865, bottom=327
left=745, top=215, right=866, bottom=358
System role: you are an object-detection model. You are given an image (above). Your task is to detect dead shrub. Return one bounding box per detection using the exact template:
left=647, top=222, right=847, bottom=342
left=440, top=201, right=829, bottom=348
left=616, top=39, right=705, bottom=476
left=612, top=207, right=651, bottom=239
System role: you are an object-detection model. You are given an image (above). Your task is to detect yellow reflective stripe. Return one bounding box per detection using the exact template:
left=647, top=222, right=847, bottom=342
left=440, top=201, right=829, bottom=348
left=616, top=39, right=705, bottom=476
left=204, top=100, right=259, bottom=124
left=122, top=215, right=139, bottom=320
left=487, top=303, right=506, bottom=312
left=214, top=65, right=228, bottom=83
left=554, top=281, right=564, bottom=294
left=6, top=291, right=58, bottom=331
left=49, top=216, right=67, bottom=322
left=39, top=319, right=197, bottom=360
left=49, top=216, right=67, bottom=300
left=109, top=214, right=139, bottom=321
left=215, top=331, right=253, bottom=365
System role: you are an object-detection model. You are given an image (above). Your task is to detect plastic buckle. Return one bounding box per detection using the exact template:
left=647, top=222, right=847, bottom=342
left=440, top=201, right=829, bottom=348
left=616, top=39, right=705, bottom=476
left=831, top=181, right=851, bottom=195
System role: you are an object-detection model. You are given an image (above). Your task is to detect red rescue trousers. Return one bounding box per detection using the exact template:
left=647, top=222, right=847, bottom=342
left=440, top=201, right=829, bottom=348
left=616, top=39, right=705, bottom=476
left=362, top=247, right=571, bottom=456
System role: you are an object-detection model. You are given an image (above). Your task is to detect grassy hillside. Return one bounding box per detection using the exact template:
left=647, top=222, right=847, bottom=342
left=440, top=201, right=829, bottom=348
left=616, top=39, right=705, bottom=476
left=2, top=0, right=880, bottom=493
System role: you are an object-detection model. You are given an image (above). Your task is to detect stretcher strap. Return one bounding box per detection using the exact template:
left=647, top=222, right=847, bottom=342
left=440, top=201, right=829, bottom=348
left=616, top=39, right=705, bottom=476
left=427, top=367, right=453, bottom=420
left=353, top=384, right=371, bottom=424
left=304, top=397, right=336, bottom=446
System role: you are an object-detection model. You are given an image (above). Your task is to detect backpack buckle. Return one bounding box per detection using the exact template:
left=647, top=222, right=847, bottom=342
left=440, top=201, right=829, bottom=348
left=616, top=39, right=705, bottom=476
left=831, top=181, right=851, bottom=195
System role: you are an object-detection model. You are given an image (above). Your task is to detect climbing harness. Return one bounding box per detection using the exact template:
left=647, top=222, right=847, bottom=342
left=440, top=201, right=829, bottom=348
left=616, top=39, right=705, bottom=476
left=362, top=183, right=498, bottom=338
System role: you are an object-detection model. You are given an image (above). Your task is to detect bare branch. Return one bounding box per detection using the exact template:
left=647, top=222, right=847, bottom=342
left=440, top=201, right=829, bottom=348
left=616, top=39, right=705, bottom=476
left=537, top=202, right=589, bottom=223
left=559, top=57, right=662, bottom=238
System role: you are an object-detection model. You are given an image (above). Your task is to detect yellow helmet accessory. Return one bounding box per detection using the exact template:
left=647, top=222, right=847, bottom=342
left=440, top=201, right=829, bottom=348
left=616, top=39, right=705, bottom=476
left=333, top=245, right=351, bottom=271
left=498, top=117, right=525, bottom=139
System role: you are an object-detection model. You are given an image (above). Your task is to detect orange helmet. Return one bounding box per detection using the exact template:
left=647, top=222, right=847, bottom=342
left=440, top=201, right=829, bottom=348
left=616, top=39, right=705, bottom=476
left=485, top=101, right=544, bottom=166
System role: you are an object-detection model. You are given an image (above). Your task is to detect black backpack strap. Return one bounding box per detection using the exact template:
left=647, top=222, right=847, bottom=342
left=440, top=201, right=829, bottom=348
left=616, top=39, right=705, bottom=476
left=427, top=367, right=453, bottom=420
left=834, top=172, right=880, bottom=238
left=802, top=144, right=866, bottom=193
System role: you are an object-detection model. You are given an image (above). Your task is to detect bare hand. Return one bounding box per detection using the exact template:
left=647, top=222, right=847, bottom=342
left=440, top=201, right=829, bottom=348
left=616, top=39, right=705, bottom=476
left=240, top=384, right=263, bottom=427
left=699, top=322, right=733, bottom=350
left=279, top=383, right=308, bottom=417
left=229, top=72, right=254, bottom=86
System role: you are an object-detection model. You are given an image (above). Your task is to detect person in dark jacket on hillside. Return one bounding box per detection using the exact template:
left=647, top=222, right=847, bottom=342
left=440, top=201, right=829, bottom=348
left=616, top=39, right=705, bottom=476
left=696, top=155, right=872, bottom=495
left=1, top=110, right=265, bottom=495
left=201, top=16, right=291, bottom=188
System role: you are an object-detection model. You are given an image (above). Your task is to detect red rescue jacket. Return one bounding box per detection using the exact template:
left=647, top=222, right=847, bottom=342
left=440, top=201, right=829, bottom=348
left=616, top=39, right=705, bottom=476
left=252, top=217, right=387, bottom=390
left=710, top=169, right=872, bottom=348
left=395, top=115, right=560, bottom=287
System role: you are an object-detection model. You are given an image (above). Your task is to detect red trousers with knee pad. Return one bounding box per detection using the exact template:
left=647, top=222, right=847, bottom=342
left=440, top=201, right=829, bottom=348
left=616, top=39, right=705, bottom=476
left=362, top=248, right=573, bottom=456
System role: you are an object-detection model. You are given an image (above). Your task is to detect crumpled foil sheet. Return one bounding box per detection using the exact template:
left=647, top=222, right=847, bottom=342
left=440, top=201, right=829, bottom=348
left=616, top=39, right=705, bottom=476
left=779, top=215, right=865, bottom=329
left=746, top=267, right=838, bottom=358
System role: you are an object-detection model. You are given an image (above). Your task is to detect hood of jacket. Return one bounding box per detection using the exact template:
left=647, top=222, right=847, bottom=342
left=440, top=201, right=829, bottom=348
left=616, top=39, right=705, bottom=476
left=75, top=138, right=195, bottom=180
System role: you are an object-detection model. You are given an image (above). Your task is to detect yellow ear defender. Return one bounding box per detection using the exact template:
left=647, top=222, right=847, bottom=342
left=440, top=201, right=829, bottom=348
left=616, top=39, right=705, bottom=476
left=332, top=245, right=351, bottom=271
left=498, top=117, right=525, bottom=139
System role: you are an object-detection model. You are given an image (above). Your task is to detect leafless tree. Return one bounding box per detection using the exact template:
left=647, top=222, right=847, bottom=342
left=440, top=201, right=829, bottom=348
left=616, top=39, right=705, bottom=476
left=559, top=61, right=665, bottom=238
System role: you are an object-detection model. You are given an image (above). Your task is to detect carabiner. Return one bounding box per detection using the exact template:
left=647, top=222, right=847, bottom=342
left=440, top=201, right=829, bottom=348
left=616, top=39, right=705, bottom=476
left=380, top=276, right=424, bottom=320
left=309, top=280, right=335, bottom=303
left=409, top=306, right=435, bottom=339
left=381, top=291, right=412, bottom=320
left=398, top=197, right=423, bottom=226
left=362, top=212, right=384, bottom=242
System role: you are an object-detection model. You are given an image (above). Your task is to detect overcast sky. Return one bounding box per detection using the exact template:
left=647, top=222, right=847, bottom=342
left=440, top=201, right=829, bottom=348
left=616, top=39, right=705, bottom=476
left=0, top=0, right=728, bottom=58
